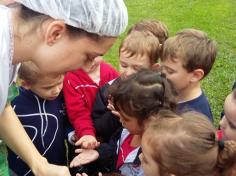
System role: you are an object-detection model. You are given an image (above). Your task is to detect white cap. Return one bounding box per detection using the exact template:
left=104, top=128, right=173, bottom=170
left=15, top=0, right=128, bottom=37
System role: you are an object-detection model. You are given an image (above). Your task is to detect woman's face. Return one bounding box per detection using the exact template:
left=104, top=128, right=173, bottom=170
left=33, top=35, right=116, bottom=74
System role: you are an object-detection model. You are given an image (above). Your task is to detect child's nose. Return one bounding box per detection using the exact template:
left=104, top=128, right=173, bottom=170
left=161, top=68, right=167, bottom=75
left=125, top=68, right=135, bottom=77
left=53, top=87, right=61, bottom=95
left=138, top=153, right=143, bottom=161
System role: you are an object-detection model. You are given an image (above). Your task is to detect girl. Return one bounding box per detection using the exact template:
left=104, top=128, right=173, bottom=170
left=140, top=110, right=236, bottom=176
left=70, top=69, right=176, bottom=175
left=0, top=1, right=127, bottom=175
left=219, top=89, right=236, bottom=141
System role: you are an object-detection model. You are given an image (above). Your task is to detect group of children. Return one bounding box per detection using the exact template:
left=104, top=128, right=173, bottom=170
left=7, top=18, right=236, bottom=176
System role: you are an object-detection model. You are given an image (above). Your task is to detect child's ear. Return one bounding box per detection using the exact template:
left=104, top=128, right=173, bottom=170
left=191, top=69, right=204, bottom=82
left=21, top=80, right=32, bottom=90
left=44, top=20, right=66, bottom=46
left=151, top=63, right=161, bottom=70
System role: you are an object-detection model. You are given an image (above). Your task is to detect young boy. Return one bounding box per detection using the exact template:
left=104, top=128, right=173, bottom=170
left=161, top=29, right=217, bottom=122
left=91, top=20, right=167, bottom=143
left=63, top=56, right=119, bottom=149
left=8, top=62, right=67, bottom=176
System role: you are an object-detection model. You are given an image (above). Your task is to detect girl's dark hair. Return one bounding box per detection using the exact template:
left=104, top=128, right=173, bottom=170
left=109, top=69, right=176, bottom=123
left=18, top=4, right=101, bottom=40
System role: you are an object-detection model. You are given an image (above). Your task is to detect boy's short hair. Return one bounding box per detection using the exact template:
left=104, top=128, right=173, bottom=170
left=18, top=61, right=42, bottom=85
left=119, top=30, right=162, bottom=64
left=162, top=29, right=217, bottom=78
left=127, top=19, right=168, bottom=45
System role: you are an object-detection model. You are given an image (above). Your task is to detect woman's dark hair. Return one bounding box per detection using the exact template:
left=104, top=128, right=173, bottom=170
left=18, top=4, right=101, bottom=40
left=109, top=69, right=177, bottom=123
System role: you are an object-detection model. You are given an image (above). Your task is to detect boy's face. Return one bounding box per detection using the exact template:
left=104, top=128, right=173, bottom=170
left=29, top=75, right=64, bottom=100
left=220, top=93, right=236, bottom=141
left=119, top=50, right=152, bottom=79
left=161, top=58, right=192, bottom=94
left=33, top=36, right=116, bottom=75
left=140, top=132, right=160, bottom=176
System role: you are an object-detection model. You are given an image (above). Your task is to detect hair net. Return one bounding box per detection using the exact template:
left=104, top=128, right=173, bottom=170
left=15, top=0, right=128, bottom=37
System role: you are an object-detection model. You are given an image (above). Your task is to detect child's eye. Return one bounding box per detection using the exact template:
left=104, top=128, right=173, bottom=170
left=229, top=121, right=236, bottom=130
left=133, top=65, right=142, bottom=71
left=226, top=118, right=236, bottom=129
left=141, top=155, right=148, bottom=164
left=166, top=69, right=175, bottom=74
left=43, top=86, right=53, bottom=90
left=120, top=64, right=127, bottom=68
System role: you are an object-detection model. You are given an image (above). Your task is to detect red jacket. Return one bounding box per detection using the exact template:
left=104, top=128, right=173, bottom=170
left=63, top=61, right=119, bottom=138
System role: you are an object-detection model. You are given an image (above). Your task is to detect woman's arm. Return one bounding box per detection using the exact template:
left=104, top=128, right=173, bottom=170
left=0, top=104, right=71, bottom=176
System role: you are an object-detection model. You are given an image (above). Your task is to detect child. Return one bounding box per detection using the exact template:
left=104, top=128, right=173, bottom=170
left=0, top=1, right=127, bottom=175
left=8, top=62, right=67, bottom=176
left=140, top=110, right=236, bottom=176
left=63, top=56, right=119, bottom=149
left=127, top=19, right=168, bottom=45
left=92, top=20, right=168, bottom=143
left=219, top=89, right=236, bottom=141
left=220, top=81, right=236, bottom=119
left=70, top=69, right=176, bottom=175
left=161, top=28, right=217, bottom=122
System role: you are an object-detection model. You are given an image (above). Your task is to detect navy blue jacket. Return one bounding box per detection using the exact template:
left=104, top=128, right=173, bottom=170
left=8, top=87, right=67, bottom=176
left=92, top=78, right=121, bottom=143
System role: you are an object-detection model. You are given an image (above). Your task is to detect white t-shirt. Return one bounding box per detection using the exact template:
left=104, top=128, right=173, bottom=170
left=0, top=5, right=18, bottom=114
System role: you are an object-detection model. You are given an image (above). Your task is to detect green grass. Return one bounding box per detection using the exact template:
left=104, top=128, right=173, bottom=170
left=104, top=0, right=236, bottom=126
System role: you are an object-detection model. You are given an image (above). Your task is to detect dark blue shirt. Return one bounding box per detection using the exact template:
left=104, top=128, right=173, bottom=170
left=8, top=87, right=67, bottom=176
left=177, top=91, right=213, bottom=122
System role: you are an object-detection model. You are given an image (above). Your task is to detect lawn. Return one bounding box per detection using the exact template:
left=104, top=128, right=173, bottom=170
left=104, top=0, right=236, bottom=126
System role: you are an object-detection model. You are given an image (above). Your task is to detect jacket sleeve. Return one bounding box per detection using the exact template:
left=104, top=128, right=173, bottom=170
left=96, top=127, right=122, bottom=172
left=63, top=77, right=95, bottom=138
left=91, top=84, right=121, bottom=142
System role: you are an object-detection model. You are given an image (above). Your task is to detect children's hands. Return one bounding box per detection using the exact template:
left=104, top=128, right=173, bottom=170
left=76, top=173, right=89, bottom=176
left=107, top=99, right=121, bottom=118
left=76, top=172, right=102, bottom=176
left=70, top=149, right=99, bottom=167
left=75, top=135, right=100, bottom=149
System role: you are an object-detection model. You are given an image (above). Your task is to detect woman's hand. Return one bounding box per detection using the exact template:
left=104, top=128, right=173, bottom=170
left=32, top=157, right=71, bottom=176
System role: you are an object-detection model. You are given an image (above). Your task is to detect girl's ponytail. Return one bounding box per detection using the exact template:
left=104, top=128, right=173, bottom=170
left=216, top=140, right=236, bottom=176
